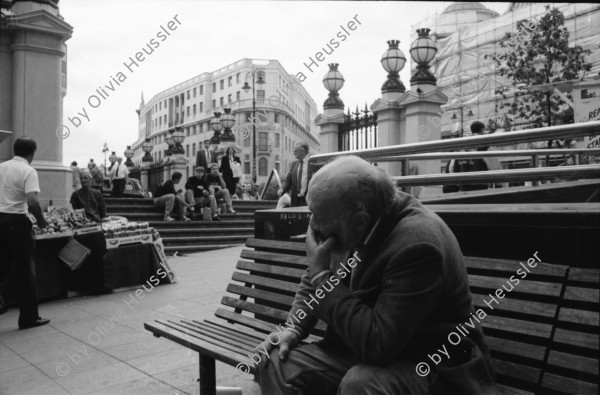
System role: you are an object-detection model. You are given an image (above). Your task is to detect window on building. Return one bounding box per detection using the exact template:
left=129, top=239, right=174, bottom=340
left=193, top=104, right=196, bottom=115
left=275, top=162, right=280, bottom=172
left=236, top=91, right=240, bottom=101
left=257, top=90, right=265, bottom=104
left=186, top=144, right=189, bottom=156
left=274, top=113, right=279, bottom=123
left=220, top=97, right=224, bottom=106
left=258, top=158, right=268, bottom=176
left=187, top=106, right=190, bottom=116
left=193, top=88, right=196, bottom=97
left=187, top=91, right=190, bottom=100
left=228, top=94, right=232, bottom=104
left=244, top=134, right=251, bottom=147
left=220, top=80, right=224, bottom=90
left=245, top=112, right=252, bottom=122
left=186, top=128, right=190, bottom=137
left=258, top=132, right=268, bottom=151
left=228, top=76, right=232, bottom=87
left=200, top=102, right=203, bottom=112
left=274, top=133, right=280, bottom=147
left=244, top=162, right=250, bottom=174
left=212, top=83, right=216, bottom=93
left=236, top=73, right=240, bottom=84
left=245, top=154, right=250, bottom=160
left=193, top=143, right=196, bottom=156
left=212, top=99, right=216, bottom=109
left=200, top=85, right=204, bottom=95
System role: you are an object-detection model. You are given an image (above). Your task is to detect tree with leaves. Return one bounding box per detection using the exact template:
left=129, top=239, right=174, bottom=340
left=487, top=5, right=592, bottom=143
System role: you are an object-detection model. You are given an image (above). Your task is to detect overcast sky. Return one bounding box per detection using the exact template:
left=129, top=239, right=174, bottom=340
left=58, top=1, right=509, bottom=167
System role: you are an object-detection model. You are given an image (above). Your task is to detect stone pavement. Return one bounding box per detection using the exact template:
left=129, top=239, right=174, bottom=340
left=0, top=246, right=262, bottom=395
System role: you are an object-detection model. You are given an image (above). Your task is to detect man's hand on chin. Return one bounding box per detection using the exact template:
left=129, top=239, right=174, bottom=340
left=306, top=226, right=336, bottom=276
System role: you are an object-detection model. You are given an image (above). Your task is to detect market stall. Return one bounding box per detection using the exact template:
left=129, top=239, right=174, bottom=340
left=2, top=207, right=174, bottom=308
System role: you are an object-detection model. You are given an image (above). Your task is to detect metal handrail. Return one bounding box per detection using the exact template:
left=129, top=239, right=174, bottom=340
left=393, top=165, right=600, bottom=186
left=378, top=148, right=600, bottom=161
left=309, top=121, right=600, bottom=165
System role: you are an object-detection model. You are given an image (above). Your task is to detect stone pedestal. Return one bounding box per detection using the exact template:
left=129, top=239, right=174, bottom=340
left=315, top=109, right=346, bottom=154
left=140, top=162, right=151, bottom=191
left=371, top=98, right=404, bottom=176
left=0, top=1, right=73, bottom=208
left=168, top=155, right=189, bottom=193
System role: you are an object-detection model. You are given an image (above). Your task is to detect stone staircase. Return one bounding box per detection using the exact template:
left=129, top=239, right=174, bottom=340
left=104, top=198, right=276, bottom=255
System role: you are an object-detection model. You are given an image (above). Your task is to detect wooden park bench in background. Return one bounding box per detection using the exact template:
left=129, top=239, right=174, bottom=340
left=144, top=238, right=599, bottom=395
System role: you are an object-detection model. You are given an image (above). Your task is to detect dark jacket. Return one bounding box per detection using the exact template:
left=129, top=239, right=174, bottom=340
left=282, top=158, right=310, bottom=207
left=154, top=180, right=176, bottom=198
left=69, top=188, right=106, bottom=223
left=219, top=154, right=241, bottom=181
left=196, top=148, right=217, bottom=170
left=288, top=192, right=494, bottom=390
left=185, top=176, right=209, bottom=198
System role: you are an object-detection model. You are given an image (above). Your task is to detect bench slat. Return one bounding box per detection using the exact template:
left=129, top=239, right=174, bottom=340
left=232, top=272, right=299, bottom=293
left=240, top=250, right=308, bottom=267
left=203, top=320, right=266, bottom=342
left=236, top=260, right=306, bottom=279
left=472, top=293, right=557, bottom=319
left=563, top=286, right=600, bottom=305
left=541, top=372, right=599, bottom=394
left=552, top=328, right=599, bottom=351
left=144, top=320, right=255, bottom=373
left=557, top=308, right=600, bottom=327
left=546, top=350, right=599, bottom=376
left=469, top=275, right=563, bottom=298
left=497, top=384, right=534, bottom=395
left=178, top=319, right=260, bottom=349
left=464, top=257, right=568, bottom=278
left=568, top=267, right=600, bottom=284
left=215, top=308, right=278, bottom=334
left=493, top=359, right=541, bottom=385
left=221, top=295, right=289, bottom=322
left=226, top=284, right=295, bottom=308
left=482, top=315, right=552, bottom=339
left=246, top=238, right=307, bottom=253
left=485, top=336, right=546, bottom=361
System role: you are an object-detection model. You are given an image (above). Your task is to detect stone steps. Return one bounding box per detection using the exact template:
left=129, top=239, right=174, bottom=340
left=104, top=198, right=274, bottom=254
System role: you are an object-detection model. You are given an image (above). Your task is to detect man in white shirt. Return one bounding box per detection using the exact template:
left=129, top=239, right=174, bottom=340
left=110, top=157, right=129, bottom=197
left=0, top=137, right=50, bottom=329
left=278, top=142, right=310, bottom=207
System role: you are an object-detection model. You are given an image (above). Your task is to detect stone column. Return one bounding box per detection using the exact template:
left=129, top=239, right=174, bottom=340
left=371, top=99, right=404, bottom=176
left=140, top=163, right=151, bottom=192
left=170, top=154, right=189, bottom=193
left=396, top=90, right=447, bottom=196
left=315, top=109, right=345, bottom=154
left=0, top=0, right=73, bottom=207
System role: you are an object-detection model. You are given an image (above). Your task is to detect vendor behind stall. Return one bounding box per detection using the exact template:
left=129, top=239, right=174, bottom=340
left=70, top=170, right=106, bottom=223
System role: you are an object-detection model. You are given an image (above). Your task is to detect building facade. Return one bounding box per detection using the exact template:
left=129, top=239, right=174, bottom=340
left=411, top=2, right=600, bottom=138
left=130, top=58, right=319, bottom=185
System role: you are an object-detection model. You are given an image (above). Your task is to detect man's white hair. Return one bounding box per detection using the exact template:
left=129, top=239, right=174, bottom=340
left=307, top=156, right=396, bottom=217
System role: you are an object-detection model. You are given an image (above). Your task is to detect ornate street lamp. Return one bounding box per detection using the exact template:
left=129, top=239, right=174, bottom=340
left=219, top=108, right=236, bottom=143
left=410, top=28, right=438, bottom=86
left=124, top=146, right=134, bottom=167
left=171, top=126, right=185, bottom=155
left=142, top=138, right=153, bottom=162
left=209, top=112, right=223, bottom=145
left=323, top=63, right=345, bottom=110
left=165, top=130, right=174, bottom=157
left=381, top=40, right=406, bottom=93
left=242, top=68, right=266, bottom=183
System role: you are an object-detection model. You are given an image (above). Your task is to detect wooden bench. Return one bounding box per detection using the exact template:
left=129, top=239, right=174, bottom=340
left=144, top=238, right=599, bottom=394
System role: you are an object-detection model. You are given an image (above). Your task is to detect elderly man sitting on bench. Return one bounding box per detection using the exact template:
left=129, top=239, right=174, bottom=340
left=256, top=156, right=498, bottom=395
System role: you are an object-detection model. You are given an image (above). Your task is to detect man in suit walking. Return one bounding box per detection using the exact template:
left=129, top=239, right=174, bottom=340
left=278, top=142, right=310, bottom=207
left=196, top=140, right=216, bottom=170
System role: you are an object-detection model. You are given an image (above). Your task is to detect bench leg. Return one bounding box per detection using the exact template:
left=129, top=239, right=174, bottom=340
left=199, top=354, right=217, bottom=395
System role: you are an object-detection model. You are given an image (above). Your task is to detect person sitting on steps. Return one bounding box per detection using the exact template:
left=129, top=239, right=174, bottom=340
left=184, top=167, right=222, bottom=222
left=204, top=163, right=236, bottom=214
left=153, top=172, right=192, bottom=222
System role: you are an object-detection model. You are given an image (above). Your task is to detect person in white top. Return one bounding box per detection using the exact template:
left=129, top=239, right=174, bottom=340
left=0, top=137, right=50, bottom=329
left=110, top=157, right=129, bottom=197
